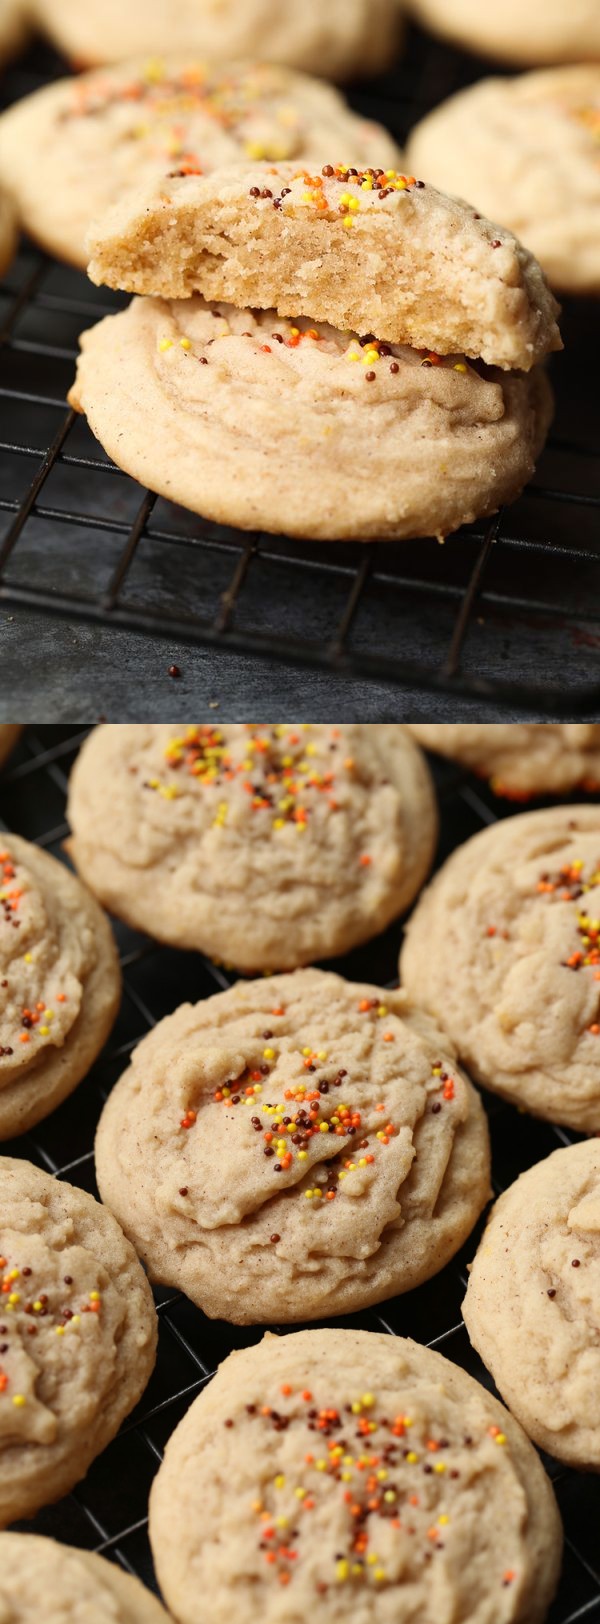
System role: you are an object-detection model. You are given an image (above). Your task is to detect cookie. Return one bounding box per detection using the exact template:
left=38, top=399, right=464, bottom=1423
left=67, top=724, right=438, bottom=964
left=0, top=1533, right=171, bottom=1620
left=0, top=834, right=120, bottom=1140
left=401, top=804, right=600, bottom=1132
left=149, top=1327, right=562, bottom=1624
left=0, top=1156, right=157, bottom=1524
left=86, top=162, right=562, bottom=371
left=464, top=1140, right=600, bottom=1470
left=94, top=967, right=491, bottom=1324
left=29, top=0, right=401, bottom=81
left=406, top=0, right=600, bottom=66
left=68, top=296, right=552, bottom=542
left=406, top=723, right=600, bottom=797
left=0, top=59, right=400, bottom=270
left=407, top=67, right=600, bottom=296
left=0, top=726, right=21, bottom=769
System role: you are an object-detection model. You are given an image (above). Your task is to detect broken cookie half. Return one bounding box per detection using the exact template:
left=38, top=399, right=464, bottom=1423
left=70, top=161, right=560, bottom=543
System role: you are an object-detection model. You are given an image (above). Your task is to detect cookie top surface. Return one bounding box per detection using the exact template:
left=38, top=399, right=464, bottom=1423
left=94, top=968, right=490, bottom=1322
left=70, top=296, right=551, bottom=542
left=407, top=67, right=600, bottom=296
left=29, top=0, right=401, bottom=80
left=464, top=1140, right=600, bottom=1469
left=0, top=1156, right=157, bottom=1524
left=68, top=724, right=438, bottom=966
left=407, top=723, right=600, bottom=796
left=0, top=58, right=400, bottom=269
left=0, top=835, right=103, bottom=1088
left=401, top=804, right=600, bottom=1131
left=0, top=1533, right=171, bottom=1622
left=406, top=0, right=600, bottom=64
left=87, top=161, right=561, bottom=371
left=149, top=1326, right=561, bottom=1624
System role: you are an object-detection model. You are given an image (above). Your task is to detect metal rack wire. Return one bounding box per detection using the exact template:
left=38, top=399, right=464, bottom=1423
left=0, top=32, right=599, bottom=712
left=1, top=724, right=599, bottom=1620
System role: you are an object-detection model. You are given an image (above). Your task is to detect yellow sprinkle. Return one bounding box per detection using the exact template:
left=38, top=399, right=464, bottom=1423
left=302, top=1047, right=312, bottom=1056
left=55, top=1325, right=65, bottom=1336
left=44, top=1010, right=53, bottom=1020
left=362, top=1393, right=375, bottom=1407
left=367, top=1553, right=378, bottom=1566
left=358, top=1158, right=367, bottom=1167
left=12, top=1395, right=26, bottom=1407
left=263, top=1047, right=275, bottom=1060
left=376, top=1469, right=388, bottom=1481
left=68, top=1315, right=80, bottom=1328
left=89, top=1291, right=100, bottom=1302
left=297, top=1151, right=308, bottom=1160
left=374, top=1569, right=386, bottom=1582
left=305, top=1190, right=314, bottom=1199
left=295, top=1487, right=306, bottom=1499
left=317, top=1051, right=327, bottom=1060
left=24, top=953, right=32, bottom=965
left=495, top=1433, right=507, bottom=1446
left=316, top=1459, right=327, bottom=1471
left=319, top=1122, right=329, bottom=1133
left=352, top=1563, right=362, bottom=1575
left=158, top=338, right=173, bottom=351
left=377, top=1005, right=388, bottom=1017
left=39, top=1026, right=49, bottom=1036
left=453, top=362, right=467, bottom=372
left=180, top=337, right=192, bottom=350
left=343, top=217, right=355, bottom=228
left=336, top=1560, right=349, bottom=1582
left=273, top=818, right=285, bottom=830
left=32, top=1300, right=42, bottom=1312
left=7, top=1293, right=19, bottom=1305
left=276, top=1516, right=288, bottom=1529
left=433, top=1462, right=447, bottom=1474
left=439, top=1515, right=449, bottom=1525
left=383, top=1490, right=396, bottom=1503
left=406, top=1451, right=418, bottom=1464
left=274, top=1475, right=286, bottom=1489
left=351, top=1400, right=362, bottom=1414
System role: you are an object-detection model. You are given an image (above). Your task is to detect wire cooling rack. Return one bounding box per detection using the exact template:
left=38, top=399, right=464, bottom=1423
left=0, top=724, right=598, bottom=1620
left=0, top=32, right=599, bottom=713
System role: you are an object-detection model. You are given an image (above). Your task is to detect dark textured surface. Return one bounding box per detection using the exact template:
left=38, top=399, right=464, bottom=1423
left=0, top=724, right=598, bottom=1620
left=0, top=30, right=599, bottom=718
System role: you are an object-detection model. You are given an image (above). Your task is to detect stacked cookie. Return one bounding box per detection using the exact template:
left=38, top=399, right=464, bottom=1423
left=67, top=161, right=560, bottom=541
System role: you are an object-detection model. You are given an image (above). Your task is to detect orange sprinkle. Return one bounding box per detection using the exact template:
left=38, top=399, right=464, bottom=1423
left=359, top=854, right=372, bottom=867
